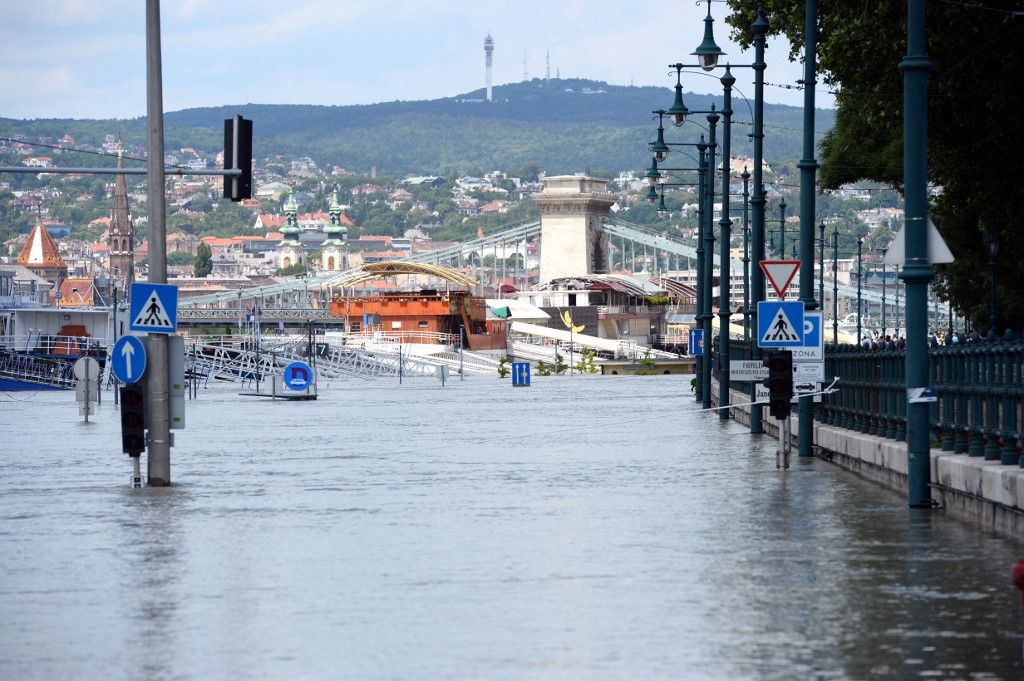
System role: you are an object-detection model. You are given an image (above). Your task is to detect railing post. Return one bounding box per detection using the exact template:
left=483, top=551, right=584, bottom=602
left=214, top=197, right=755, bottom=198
left=939, top=343, right=955, bottom=450
left=968, top=336, right=985, bottom=456
left=893, top=345, right=907, bottom=442
left=984, top=335, right=1002, bottom=460
left=1000, top=330, right=1019, bottom=465
left=953, top=343, right=969, bottom=453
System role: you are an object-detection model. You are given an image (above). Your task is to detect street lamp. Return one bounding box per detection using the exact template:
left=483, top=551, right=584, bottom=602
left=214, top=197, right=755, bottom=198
left=856, top=236, right=864, bottom=345
left=654, top=6, right=768, bottom=429
left=832, top=228, right=839, bottom=344
left=818, top=222, right=825, bottom=312
left=692, top=4, right=725, bottom=71
left=988, top=233, right=999, bottom=337
left=778, top=199, right=786, bottom=257
left=742, top=168, right=751, bottom=342
left=881, top=247, right=888, bottom=338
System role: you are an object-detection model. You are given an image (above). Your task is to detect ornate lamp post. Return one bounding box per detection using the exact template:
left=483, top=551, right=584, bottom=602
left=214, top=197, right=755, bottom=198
left=856, top=236, right=864, bottom=345
left=654, top=5, right=768, bottom=428
left=988, top=234, right=999, bottom=337
left=742, top=168, right=751, bottom=342
left=818, top=222, right=825, bottom=313
left=902, top=0, right=935, bottom=508
left=832, top=228, right=839, bottom=344
left=881, top=247, right=888, bottom=337
left=778, top=199, right=786, bottom=257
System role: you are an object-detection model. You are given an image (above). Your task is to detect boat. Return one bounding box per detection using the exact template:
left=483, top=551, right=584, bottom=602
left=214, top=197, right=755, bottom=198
left=0, top=307, right=112, bottom=391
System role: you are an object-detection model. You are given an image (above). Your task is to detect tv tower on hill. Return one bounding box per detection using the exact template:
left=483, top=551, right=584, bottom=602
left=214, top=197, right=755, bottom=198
left=484, top=34, right=494, bottom=102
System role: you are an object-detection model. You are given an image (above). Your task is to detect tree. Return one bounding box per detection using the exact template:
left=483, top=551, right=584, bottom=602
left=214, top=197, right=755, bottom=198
left=193, top=243, right=213, bottom=277
left=275, top=263, right=308, bottom=276
left=726, top=0, right=1024, bottom=331
left=167, top=251, right=194, bottom=266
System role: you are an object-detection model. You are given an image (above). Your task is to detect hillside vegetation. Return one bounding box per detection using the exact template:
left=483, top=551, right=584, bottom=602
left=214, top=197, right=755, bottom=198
left=0, top=78, right=833, bottom=177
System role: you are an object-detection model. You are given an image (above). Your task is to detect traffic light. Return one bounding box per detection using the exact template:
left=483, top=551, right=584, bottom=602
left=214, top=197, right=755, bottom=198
left=223, top=114, right=253, bottom=201
left=763, top=350, right=793, bottom=420
left=119, top=385, right=147, bottom=457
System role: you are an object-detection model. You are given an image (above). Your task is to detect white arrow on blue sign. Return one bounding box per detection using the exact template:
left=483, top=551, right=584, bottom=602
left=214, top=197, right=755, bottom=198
left=512, top=361, right=531, bottom=387
left=689, top=328, right=704, bottom=356
left=112, top=336, right=147, bottom=384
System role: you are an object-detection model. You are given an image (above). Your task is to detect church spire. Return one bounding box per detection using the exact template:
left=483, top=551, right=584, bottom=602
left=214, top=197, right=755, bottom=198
left=108, top=151, right=135, bottom=290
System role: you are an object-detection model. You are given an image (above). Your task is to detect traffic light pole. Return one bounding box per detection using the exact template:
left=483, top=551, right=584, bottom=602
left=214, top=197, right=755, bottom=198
left=146, top=0, right=171, bottom=486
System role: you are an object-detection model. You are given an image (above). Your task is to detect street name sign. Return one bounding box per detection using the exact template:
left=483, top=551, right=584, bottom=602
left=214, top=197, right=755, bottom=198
left=730, top=360, right=768, bottom=381
left=130, top=283, right=179, bottom=333
left=757, top=301, right=804, bottom=348
left=112, top=336, right=147, bottom=384
left=760, top=260, right=801, bottom=298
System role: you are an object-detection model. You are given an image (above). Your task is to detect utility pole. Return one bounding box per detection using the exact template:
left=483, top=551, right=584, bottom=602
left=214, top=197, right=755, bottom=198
left=145, top=0, right=171, bottom=485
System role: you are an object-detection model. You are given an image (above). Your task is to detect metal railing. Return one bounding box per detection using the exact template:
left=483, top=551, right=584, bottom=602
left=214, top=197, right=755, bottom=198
left=724, top=334, right=1024, bottom=467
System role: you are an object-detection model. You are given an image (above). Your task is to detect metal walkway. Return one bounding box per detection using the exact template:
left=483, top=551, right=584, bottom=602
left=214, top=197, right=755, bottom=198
left=182, top=336, right=500, bottom=383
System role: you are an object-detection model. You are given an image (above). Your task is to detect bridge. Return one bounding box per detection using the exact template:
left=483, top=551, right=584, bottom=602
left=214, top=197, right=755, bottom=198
left=179, top=216, right=941, bottom=335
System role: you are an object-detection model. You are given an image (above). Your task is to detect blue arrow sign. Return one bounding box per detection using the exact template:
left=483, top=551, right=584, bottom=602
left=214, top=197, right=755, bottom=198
left=689, top=328, right=704, bottom=356
left=757, top=301, right=805, bottom=348
left=282, top=361, right=314, bottom=391
left=129, top=283, right=178, bottom=333
left=112, top=336, right=147, bottom=384
left=512, top=361, right=531, bottom=387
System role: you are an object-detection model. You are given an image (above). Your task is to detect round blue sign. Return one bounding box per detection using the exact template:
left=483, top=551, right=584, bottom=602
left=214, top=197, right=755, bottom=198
left=112, top=336, right=147, bottom=384
left=282, top=361, right=314, bottom=391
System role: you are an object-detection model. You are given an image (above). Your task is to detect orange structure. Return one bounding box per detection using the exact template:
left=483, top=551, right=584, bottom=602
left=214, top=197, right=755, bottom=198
left=326, top=262, right=506, bottom=350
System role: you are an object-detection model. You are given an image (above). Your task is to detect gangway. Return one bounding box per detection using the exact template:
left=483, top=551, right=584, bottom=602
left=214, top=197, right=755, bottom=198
left=508, top=321, right=680, bottom=360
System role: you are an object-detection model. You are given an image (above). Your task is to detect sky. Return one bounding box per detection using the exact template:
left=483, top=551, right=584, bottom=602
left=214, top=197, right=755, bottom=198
left=0, top=0, right=835, bottom=121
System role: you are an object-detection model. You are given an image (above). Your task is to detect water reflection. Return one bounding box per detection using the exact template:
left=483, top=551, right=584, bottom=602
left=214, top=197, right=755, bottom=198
left=0, top=377, right=1022, bottom=679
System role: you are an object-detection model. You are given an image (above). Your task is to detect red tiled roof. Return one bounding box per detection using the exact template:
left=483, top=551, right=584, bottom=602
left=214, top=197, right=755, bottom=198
left=58, top=278, right=96, bottom=307
left=18, top=223, right=67, bottom=269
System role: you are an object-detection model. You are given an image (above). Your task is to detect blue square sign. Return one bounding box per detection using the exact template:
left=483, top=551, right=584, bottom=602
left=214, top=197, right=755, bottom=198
left=129, top=283, right=178, bottom=333
left=689, top=329, right=704, bottom=356
left=757, top=301, right=805, bottom=348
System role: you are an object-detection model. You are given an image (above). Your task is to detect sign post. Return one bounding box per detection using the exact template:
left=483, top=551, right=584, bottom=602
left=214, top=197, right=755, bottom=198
left=73, top=357, right=101, bottom=423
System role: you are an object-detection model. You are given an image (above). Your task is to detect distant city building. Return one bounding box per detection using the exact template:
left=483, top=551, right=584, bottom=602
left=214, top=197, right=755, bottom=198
left=321, top=191, right=349, bottom=272
left=107, top=153, right=135, bottom=294
left=18, top=222, right=68, bottom=296
left=276, top=194, right=305, bottom=270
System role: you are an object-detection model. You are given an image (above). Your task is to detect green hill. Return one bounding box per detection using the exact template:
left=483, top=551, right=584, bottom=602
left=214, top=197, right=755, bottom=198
left=0, top=78, right=833, bottom=177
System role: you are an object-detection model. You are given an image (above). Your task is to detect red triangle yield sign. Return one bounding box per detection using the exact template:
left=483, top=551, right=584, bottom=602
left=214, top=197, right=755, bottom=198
left=760, top=260, right=801, bottom=298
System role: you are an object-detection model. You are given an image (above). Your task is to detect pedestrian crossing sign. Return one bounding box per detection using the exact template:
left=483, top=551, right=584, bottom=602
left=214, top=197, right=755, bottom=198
left=129, top=283, right=179, bottom=333
left=757, top=300, right=804, bottom=348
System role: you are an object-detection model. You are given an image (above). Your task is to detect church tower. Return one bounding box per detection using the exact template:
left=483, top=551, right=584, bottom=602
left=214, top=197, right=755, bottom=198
left=18, top=222, right=68, bottom=296
left=320, top=191, right=348, bottom=271
left=276, top=193, right=305, bottom=270
left=108, top=152, right=135, bottom=292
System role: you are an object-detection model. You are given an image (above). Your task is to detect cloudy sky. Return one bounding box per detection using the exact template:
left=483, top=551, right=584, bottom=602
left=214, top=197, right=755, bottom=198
left=0, top=1, right=834, bottom=120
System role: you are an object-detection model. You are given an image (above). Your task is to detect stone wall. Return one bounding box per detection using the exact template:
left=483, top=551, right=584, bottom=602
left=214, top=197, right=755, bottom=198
left=713, top=380, right=1024, bottom=538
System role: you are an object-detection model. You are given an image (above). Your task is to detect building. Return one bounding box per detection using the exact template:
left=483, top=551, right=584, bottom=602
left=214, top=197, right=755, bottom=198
left=17, top=222, right=68, bottom=297
left=276, top=194, right=305, bottom=270
left=320, top=191, right=349, bottom=271
left=107, top=153, right=135, bottom=292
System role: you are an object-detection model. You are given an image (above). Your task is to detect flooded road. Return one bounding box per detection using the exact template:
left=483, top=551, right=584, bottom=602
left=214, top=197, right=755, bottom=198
left=2, top=375, right=1022, bottom=680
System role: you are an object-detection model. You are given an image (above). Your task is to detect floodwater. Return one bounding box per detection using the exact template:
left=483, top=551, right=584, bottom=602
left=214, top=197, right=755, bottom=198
left=2, top=374, right=1022, bottom=680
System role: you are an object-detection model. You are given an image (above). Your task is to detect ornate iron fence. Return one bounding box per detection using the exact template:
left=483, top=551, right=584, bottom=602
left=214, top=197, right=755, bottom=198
left=723, top=333, right=1023, bottom=467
